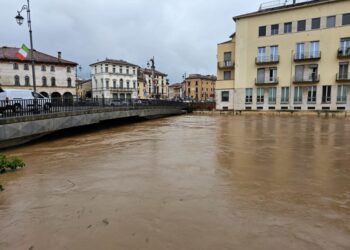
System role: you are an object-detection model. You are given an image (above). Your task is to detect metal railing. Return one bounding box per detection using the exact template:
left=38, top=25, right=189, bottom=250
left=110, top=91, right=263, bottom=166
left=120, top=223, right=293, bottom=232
left=337, top=48, right=350, bottom=58
left=255, top=55, right=279, bottom=64
left=294, top=51, right=321, bottom=61
left=293, top=74, right=320, bottom=83
left=255, top=77, right=279, bottom=85
left=0, top=97, right=186, bottom=118
left=218, top=61, right=235, bottom=69
left=336, top=73, right=350, bottom=81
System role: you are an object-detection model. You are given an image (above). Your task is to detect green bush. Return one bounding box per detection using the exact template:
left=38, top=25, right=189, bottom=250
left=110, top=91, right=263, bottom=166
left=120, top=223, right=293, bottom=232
left=0, top=154, right=25, bottom=173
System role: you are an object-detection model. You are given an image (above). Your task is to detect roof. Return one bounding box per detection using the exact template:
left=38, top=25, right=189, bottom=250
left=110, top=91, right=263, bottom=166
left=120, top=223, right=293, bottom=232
left=0, top=46, right=77, bottom=66
left=139, top=68, right=168, bottom=77
left=90, top=59, right=138, bottom=67
left=186, top=74, right=217, bottom=81
left=169, top=83, right=182, bottom=88
left=233, top=0, right=339, bottom=21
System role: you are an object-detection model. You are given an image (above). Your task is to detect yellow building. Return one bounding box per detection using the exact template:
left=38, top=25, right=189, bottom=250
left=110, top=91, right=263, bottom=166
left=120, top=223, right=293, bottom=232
left=137, top=68, right=169, bottom=99
left=217, top=0, right=350, bottom=111
left=216, top=34, right=236, bottom=110
left=185, top=74, right=216, bottom=102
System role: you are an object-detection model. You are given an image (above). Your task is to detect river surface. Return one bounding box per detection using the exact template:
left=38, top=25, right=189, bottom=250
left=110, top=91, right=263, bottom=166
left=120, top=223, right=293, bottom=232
left=0, top=115, right=350, bottom=250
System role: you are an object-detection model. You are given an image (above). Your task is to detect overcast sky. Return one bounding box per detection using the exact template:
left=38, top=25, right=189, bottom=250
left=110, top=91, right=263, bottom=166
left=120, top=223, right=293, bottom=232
left=0, top=0, right=263, bottom=82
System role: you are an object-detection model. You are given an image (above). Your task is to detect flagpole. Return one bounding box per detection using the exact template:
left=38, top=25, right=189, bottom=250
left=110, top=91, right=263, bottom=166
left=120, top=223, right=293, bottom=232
left=27, top=0, right=36, bottom=94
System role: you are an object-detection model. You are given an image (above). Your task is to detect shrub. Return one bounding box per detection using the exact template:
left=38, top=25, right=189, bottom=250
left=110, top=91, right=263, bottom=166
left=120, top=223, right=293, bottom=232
left=0, top=154, right=25, bottom=173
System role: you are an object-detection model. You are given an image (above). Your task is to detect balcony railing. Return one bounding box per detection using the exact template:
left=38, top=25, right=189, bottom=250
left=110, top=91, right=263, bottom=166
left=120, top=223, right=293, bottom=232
left=336, top=73, right=350, bottom=82
left=337, top=48, right=350, bottom=59
left=255, top=77, right=279, bottom=85
left=110, top=87, right=135, bottom=93
left=294, top=51, right=321, bottom=61
left=255, top=55, right=280, bottom=65
left=218, top=61, right=235, bottom=69
left=293, top=74, right=320, bottom=84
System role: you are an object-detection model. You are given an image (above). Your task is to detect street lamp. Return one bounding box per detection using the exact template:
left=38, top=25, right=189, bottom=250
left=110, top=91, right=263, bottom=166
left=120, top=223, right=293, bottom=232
left=15, top=0, right=38, bottom=112
left=147, top=57, right=158, bottom=99
left=182, top=73, right=187, bottom=100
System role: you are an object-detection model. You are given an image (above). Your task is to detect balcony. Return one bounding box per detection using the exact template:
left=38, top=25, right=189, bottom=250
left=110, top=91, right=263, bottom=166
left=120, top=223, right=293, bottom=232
left=336, top=73, right=350, bottom=82
left=293, top=74, right=320, bottom=84
left=294, top=51, right=321, bottom=62
left=218, top=61, right=235, bottom=69
left=110, top=87, right=135, bottom=93
left=337, top=49, right=350, bottom=59
left=255, top=56, right=280, bottom=65
left=255, top=77, right=279, bottom=86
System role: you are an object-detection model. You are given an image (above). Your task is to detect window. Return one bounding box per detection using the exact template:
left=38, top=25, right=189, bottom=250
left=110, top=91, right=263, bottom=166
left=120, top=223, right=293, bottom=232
left=120, top=79, right=124, bottom=88
left=224, top=52, right=232, bottom=66
left=294, top=87, right=303, bottom=104
left=268, top=87, right=277, bottom=104
left=297, top=20, right=306, bottom=32
left=281, top=87, right=289, bottom=104
left=339, top=62, right=349, bottom=79
left=105, top=65, right=108, bottom=73
left=127, top=80, right=130, bottom=89
left=309, top=65, right=318, bottom=81
left=221, top=91, right=229, bottom=102
left=67, top=66, right=71, bottom=73
left=13, top=63, right=19, bottom=70
left=245, top=88, right=253, bottom=104
left=269, top=68, right=277, bottom=82
left=310, top=41, right=320, bottom=58
left=113, top=66, right=116, bottom=73
left=100, top=79, right=104, bottom=88
left=296, top=43, right=305, bottom=59
left=14, top=75, right=20, bottom=86
left=51, top=77, right=56, bottom=87
left=41, top=65, right=46, bottom=71
left=311, top=18, right=321, bottom=30
left=24, top=64, right=29, bottom=70
left=106, top=80, right=109, bottom=89
left=259, top=26, right=266, bottom=37
left=308, top=86, right=317, bottom=104
left=119, top=67, right=123, bottom=74
left=337, top=85, right=347, bottom=103
left=257, top=68, right=265, bottom=83
left=340, top=38, right=350, bottom=56
left=271, top=24, right=279, bottom=35
left=224, top=71, right=232, bottom=80
left=257, top=88, right=264, bottom=104
left=322, top=86, right=332, bottom=104
left=327, top=16, right=336, bottom=28
left=113, top=80, right=117, bottom=88
left=284, top=22, right=292, bottom=33
left=257, top=47, right=266, bottom=63
left=270, top=46, right=279, bottom=61
left=42, top=76, right=47, bottom=86
left=51, top=66, right=55, bottom=72
left=67, top=78, right=72, bottom=87
left=126, top=67, right=130, bottom=75
left=25, top=76, right=30, bottom=86
left=342, top=13, right=350, bottom=25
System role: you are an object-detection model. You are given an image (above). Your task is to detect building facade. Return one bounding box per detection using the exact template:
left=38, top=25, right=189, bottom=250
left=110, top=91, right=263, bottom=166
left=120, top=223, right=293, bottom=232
left=217, top=0, right=350, bottom=111
left=90, top=59, right=138, bottom=100
left=168, top=83, right=183, bottom=100
left=0, top=47, right=77, bottom=98
left=137, top=68, right=169, bottom=99
left=76, top=79, right=92, bottom=98
left=185, top=74, right=216, bottom=102
left=216, top=34, right=236, bottom=110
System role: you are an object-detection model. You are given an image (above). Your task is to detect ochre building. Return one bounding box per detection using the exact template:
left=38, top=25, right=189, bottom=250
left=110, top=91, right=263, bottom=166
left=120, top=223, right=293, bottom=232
left=185, top=74, right=216, bottom=102
left=216, top=0, right=350, bottom=111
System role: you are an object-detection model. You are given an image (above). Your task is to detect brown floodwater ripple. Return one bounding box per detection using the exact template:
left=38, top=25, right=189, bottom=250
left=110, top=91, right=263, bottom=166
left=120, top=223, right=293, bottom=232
left=0, top=115, right=349, bottom=250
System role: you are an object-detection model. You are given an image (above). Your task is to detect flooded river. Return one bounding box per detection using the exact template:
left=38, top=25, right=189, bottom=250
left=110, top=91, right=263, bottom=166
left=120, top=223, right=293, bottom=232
left=0, top=115, right=350, bottom=250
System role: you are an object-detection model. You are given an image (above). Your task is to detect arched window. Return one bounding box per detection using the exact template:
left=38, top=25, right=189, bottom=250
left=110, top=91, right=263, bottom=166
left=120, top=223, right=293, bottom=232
left=51, top=77, right=56, bottom=87
left=67, top=78, right=72, bottom=87
left=120, top=79, right=124, bottom=89
left=126, top=80, right=130, bottom=89
left=42, top=77, right=47, bottom=86
left=113, top=80, right=117, bottom=89
left=14, top=75, right=20, bottom=86
left=25, top=76, right=30, bottom=86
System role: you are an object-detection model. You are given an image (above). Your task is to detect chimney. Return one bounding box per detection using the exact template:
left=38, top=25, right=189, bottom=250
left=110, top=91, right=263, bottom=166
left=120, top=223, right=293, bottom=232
left=58, top=51, right=62, bottom=61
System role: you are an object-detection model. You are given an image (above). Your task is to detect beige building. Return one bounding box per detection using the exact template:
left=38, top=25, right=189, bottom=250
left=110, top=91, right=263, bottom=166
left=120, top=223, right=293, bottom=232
left=185, top=74, right=216, bottom=102
left=76, top=79, right=92, bottom=98
left=137, top=68, right=169, bottom=99
left=168, top=83, right=182, bottom=100
left=0, top=47, right=78, bottom=98
left=217, top=0, right=350, bottom=111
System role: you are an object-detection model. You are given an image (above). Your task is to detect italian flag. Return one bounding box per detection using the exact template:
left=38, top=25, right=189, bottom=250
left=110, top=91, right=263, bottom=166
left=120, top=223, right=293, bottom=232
left=16, top=44, right=29, bottom=60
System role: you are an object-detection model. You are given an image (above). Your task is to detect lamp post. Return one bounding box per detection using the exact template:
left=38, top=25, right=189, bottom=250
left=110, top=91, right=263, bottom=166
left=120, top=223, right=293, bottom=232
left=182, top=73, right=187, bottom=100
left=15, top=0, right=38, bottom=112
left=147, top=57, right=157, bottom=99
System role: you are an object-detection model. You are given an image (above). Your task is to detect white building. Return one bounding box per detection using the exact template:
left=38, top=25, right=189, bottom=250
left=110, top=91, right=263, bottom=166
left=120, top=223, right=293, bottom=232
left=90, top=59, right=138, bottom=100
left=0, top=46, right=78, bottom=98
left=138, top=68, right=169, bottom=99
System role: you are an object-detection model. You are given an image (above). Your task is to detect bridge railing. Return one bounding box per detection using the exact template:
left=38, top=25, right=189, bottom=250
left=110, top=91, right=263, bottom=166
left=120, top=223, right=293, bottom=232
left=0, top=97, right=186, bottom=118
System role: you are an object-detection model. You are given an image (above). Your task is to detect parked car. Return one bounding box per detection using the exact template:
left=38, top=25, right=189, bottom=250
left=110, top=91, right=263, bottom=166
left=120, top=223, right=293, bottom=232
left=110, top=99, right=129, bottom=107
left=0, top=89, right=51, bottom=113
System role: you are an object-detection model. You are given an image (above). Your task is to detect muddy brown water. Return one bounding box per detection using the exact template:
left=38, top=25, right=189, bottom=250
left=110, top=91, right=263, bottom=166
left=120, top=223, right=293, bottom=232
left=0, top=115, right=349, bottom=250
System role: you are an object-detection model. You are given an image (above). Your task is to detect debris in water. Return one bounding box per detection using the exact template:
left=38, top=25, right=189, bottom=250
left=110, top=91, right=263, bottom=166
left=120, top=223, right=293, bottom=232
left=102, top=219, right=109, bottom=225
